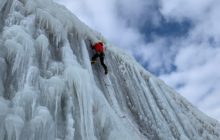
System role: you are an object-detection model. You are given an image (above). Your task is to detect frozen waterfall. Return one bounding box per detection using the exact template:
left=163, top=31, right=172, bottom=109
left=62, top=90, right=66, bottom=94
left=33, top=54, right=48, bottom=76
left=0, top=0, right=220, bottom=140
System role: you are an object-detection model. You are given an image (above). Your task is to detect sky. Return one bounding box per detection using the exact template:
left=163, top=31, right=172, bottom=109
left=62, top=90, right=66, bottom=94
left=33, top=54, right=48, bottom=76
left=55, top=0, right=220, bottom=122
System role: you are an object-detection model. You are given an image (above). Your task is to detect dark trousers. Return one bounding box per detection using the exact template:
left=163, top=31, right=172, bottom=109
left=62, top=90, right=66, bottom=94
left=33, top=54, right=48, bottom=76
left=91, top=52, right=107, bottom=70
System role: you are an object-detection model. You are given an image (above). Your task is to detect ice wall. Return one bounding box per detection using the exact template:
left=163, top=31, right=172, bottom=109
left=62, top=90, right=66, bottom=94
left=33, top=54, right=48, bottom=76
left=0, top=0, right=220, bottom=140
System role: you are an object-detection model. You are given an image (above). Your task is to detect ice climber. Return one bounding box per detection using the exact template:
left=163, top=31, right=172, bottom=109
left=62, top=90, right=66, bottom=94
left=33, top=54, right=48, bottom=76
left=90, top=41, right=108, bottom=75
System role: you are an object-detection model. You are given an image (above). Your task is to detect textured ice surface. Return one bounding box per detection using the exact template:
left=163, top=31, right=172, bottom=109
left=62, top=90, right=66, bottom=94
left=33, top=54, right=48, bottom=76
left=0, top=0, right=220, bottom=140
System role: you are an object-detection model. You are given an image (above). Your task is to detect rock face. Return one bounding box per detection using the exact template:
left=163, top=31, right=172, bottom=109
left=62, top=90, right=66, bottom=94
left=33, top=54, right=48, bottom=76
left=0, top=0, right=220, bottom=140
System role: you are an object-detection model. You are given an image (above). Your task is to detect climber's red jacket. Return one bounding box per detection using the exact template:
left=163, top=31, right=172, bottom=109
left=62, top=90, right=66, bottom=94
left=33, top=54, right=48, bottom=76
left=92, top=42, right=104, bottom=53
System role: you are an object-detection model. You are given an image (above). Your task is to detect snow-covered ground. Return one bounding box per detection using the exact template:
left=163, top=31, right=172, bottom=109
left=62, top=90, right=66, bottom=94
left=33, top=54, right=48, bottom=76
left=0, top=0, right=220, bottom=140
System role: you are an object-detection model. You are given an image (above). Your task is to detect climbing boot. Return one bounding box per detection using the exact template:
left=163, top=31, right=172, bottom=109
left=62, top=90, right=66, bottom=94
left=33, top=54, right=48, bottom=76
left=104, top=68, right=108, bottom=75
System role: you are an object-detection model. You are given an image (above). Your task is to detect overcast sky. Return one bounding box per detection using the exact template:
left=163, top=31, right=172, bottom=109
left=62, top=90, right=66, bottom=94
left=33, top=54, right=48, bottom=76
left=55, top=0, right=220, bottom=122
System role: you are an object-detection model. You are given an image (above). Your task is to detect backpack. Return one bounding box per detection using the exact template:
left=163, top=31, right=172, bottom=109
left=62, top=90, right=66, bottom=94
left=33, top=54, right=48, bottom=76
left=93, top=42, right=104, bottom=53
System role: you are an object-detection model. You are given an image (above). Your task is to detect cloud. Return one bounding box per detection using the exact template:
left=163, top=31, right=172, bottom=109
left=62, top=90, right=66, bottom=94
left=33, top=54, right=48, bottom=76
left=54, top=0, right=158, bottom=51
left=158, top=0, right=220, bottom=121
left=54, top=0, right=220, bottom=122
left=159, top=0, right=216, bottom=20
left=160, top=44, right=220, bottom=120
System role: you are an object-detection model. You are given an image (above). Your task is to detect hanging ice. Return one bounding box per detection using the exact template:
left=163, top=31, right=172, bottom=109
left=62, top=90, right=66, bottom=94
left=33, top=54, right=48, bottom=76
left=0, top=0, right=220, bottom=140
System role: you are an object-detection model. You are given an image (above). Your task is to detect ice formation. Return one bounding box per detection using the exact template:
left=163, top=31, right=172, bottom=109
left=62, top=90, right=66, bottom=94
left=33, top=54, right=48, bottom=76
left=0, top=0, right=220, bottom=140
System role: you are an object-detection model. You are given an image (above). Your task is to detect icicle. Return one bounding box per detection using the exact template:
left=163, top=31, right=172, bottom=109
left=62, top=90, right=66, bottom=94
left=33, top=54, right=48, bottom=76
left=5, top=115, right=24, bottom=140
left=25, top=66, right=40, bottom=88
left=35, top=34, right=50, bottom=71
left=64, top=96, right=75, bottom=140
left=54, top=95, right=60, bottom=138
left=0, top=58, right=7, bottom=96
left=30, top=106, right=56, bottom=140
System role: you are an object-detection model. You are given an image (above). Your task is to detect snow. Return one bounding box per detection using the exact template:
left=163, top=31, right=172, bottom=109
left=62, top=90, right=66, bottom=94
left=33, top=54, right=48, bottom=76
left=0, top=0, right=220, bottom=140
